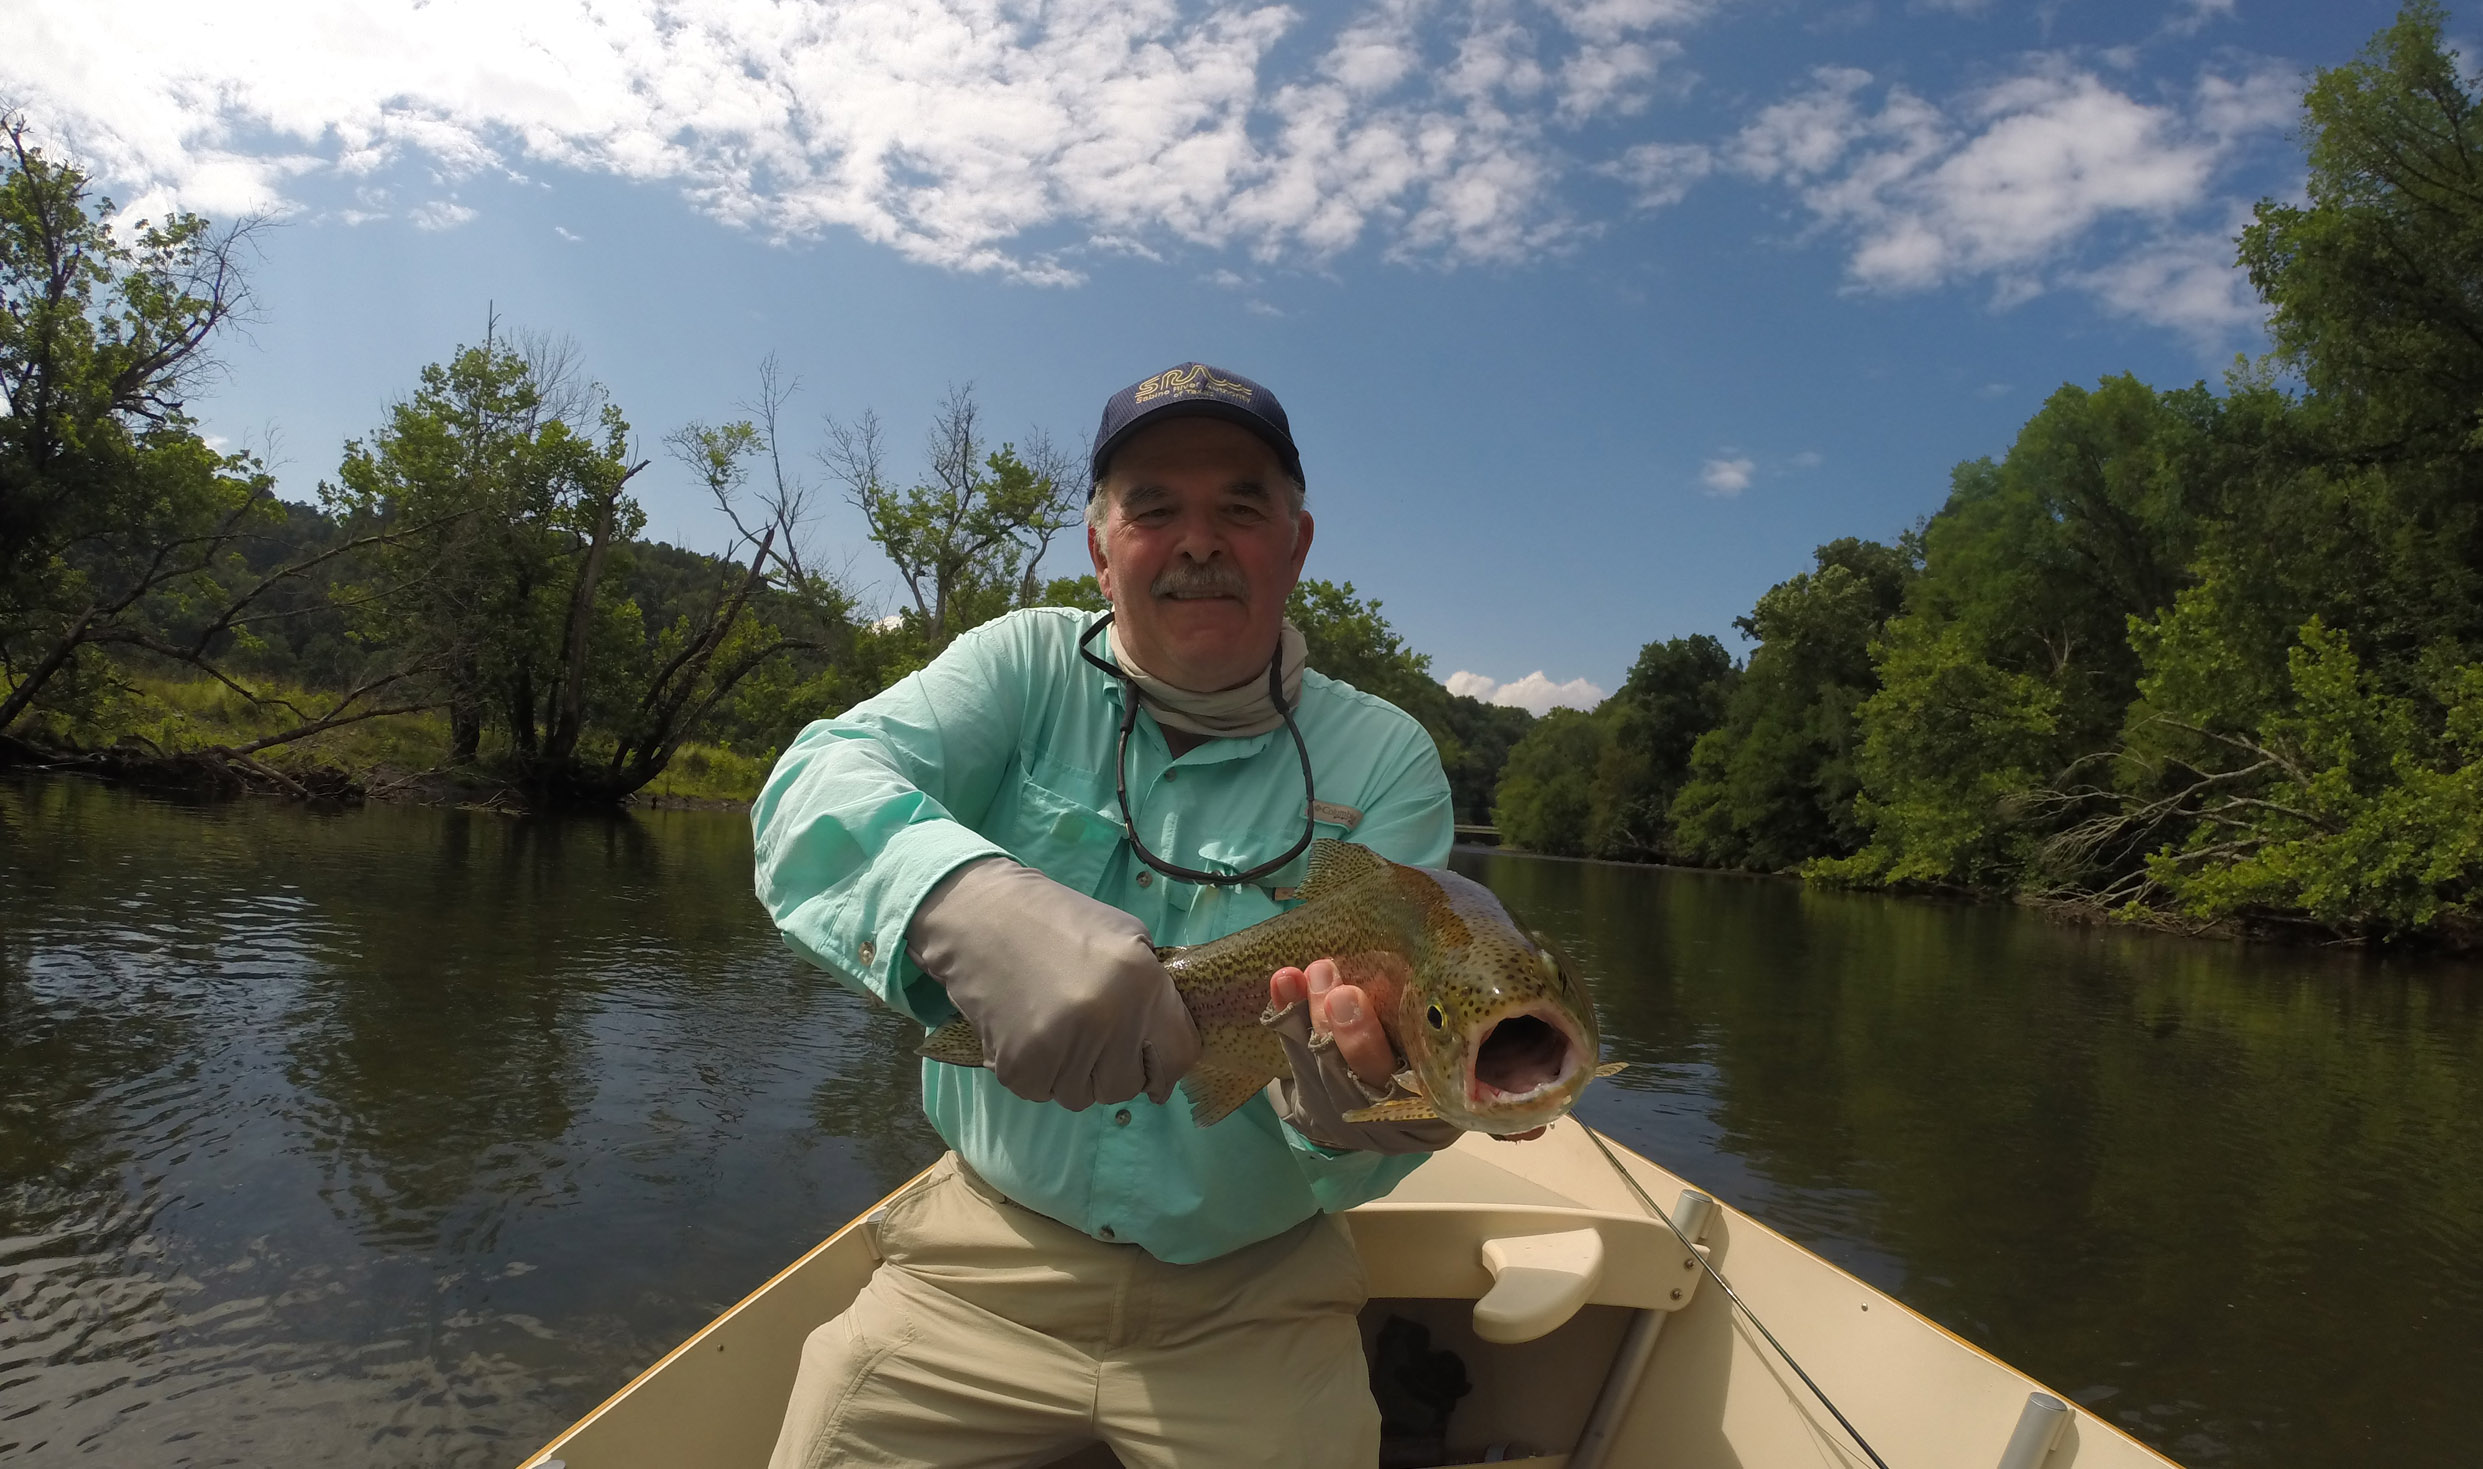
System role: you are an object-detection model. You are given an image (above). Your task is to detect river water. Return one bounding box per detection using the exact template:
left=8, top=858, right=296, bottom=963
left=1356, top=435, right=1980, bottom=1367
left=3, top=777, right=2478, bottom=1467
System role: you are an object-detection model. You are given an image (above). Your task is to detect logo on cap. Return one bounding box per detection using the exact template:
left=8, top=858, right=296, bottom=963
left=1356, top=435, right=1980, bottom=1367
left=1133, top=363, right=1255, bottom=408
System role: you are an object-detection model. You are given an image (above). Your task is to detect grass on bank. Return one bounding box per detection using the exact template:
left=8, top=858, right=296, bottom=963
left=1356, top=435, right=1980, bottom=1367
left=24, top=672, right=772, bottom=804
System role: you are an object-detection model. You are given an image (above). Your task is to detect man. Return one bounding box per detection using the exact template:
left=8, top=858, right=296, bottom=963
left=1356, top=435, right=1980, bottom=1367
left=754, top=362, right=1460, bottom=1469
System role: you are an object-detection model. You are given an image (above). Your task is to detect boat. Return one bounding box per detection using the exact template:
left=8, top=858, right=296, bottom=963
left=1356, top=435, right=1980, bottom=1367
left=518, top=1119, right=2178, bottom=1469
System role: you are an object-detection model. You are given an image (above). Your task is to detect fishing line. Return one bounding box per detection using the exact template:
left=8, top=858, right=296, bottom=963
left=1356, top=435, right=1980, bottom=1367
left=1580, top=1122, right=1895, bottom=1469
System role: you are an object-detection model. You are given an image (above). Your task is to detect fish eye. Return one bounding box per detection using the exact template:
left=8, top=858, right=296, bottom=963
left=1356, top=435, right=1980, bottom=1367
left=1425, top=1004, right=1445, bottom=1031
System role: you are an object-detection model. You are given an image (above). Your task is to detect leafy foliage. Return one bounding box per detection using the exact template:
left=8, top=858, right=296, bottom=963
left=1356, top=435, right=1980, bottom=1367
left=1671, top=538, right=1912, bottom=871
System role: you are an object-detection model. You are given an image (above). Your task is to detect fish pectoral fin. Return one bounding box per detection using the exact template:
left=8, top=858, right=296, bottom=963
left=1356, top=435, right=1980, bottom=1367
left=1391, top=1068, right=1429, bottom=1097
left=1153, top=944, right=1191, bottom=962
left=917, top=1017, right=990, bottom=1067
left=1593, top=1061, right=1628, bottom=1079
left=1343, top=1095, right=1443, bottom=1125
left=1181, top=1059, right=1275, bottom=1128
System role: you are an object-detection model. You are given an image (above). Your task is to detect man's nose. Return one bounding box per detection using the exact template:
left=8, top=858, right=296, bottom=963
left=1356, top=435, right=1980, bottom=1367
left=1169, top=507, right=1224, bottom=559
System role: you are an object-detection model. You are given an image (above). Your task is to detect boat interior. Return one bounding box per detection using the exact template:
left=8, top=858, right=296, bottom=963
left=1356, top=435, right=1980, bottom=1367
left=521, top=1120, right=2173, bottom=1469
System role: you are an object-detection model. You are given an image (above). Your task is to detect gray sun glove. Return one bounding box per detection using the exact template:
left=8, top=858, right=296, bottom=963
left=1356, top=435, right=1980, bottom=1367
left=905, top=857, right=1200, bottom=1112
left=1262, top=999, right=1462, bottom=1155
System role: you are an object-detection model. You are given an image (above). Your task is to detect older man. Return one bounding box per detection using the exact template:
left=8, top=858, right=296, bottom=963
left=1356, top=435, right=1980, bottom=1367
left=755, top=363, right=1459, bottom=1469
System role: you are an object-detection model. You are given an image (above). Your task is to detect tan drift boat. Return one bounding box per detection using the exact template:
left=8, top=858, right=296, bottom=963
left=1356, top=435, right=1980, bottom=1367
left=519, top=1120, right=2178, bottom=1469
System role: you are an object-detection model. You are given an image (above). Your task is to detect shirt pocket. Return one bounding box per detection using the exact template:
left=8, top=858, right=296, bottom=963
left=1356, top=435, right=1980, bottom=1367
left=996, top=775, right=1127, bottom=896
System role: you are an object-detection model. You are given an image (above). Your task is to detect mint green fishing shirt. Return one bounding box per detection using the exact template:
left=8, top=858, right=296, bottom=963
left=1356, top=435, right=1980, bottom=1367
left=752, top=606, right=1455, bottom=1264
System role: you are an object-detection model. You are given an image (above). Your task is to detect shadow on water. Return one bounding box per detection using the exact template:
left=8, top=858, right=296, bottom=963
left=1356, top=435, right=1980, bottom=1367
left=5, top=784, right=2478, bottom=1467
left=1456, top=850, right=2483, bottom=1467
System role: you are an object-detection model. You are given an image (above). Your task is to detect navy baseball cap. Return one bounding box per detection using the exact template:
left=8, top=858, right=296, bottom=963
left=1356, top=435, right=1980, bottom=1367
left=1088, top=362, right=1303, bottom=497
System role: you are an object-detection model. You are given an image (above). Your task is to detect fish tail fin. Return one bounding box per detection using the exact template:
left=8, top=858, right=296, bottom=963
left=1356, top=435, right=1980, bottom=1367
left=918, top=1017, right=989, bottom=1067
left=1181, top=1058, right=1275, bottom=1128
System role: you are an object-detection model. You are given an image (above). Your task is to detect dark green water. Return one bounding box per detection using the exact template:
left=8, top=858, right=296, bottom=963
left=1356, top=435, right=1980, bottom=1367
left=3, top=779, right=2479, bottom=1466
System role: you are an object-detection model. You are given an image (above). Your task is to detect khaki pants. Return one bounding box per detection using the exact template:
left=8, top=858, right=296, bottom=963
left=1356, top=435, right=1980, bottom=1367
left=768, top=1154, right=1380, bottom=1469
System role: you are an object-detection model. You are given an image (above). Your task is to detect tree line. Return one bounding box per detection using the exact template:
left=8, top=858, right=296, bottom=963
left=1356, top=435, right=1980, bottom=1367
left=1494, top=4, right=2483, bottom=943
left=0, top=106, right=1524, bottom=812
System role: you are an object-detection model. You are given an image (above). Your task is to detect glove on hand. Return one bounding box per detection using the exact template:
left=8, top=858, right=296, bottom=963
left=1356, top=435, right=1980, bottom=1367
left=1262, top=999, right=1462, bottom=1155
left=906, top=857, right=1200, bottom=1111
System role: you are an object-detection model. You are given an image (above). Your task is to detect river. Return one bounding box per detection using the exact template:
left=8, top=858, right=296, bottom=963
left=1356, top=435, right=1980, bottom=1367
left=3, top=777, right=2478, bottom=1466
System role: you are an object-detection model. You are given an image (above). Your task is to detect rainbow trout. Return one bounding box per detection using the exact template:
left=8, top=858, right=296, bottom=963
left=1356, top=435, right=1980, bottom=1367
left=918, top=839, right=1623, bottom=1134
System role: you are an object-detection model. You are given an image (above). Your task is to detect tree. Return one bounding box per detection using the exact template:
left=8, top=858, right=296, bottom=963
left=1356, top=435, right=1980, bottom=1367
left=1671, top=538, right=1913, bottom=871
left=1287, top=578, right=1437, bottom=712
left=0, top=112, right=421, bottom=767
left=825, top=386, right=1079, bottom=651
left=330, top=329, right=645, bottom=767
left=1829, top=378, right=2221, bottom=887
left=1589, top=634, right=1737, bottom=861
left=2241, top=0, right=2483, bottom=461
left=332, top=344, right=843, bottom=802
left=1493, top=708, right=1605, bottom=857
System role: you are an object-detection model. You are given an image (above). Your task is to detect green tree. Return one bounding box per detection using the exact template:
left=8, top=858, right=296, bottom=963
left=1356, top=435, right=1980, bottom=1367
left=1831, top=378, right=2222, bottom=887
left=1588, top=634, right=1737, bottom=860
left=825, top=387, right=1078, bottom=650
left=1672, top=538, right=1913, bottom=871
left=0, top=112, right=418, bottom=760
left=1287, top=578, right=1436, bottom=712
left=1494, top=707, right=1605, bottom=856
left=333, top=345, right=841, bottom=801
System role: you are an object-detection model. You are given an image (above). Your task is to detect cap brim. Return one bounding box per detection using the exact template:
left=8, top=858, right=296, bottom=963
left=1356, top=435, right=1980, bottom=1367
left=1090, top=399, right=1303, bottom=494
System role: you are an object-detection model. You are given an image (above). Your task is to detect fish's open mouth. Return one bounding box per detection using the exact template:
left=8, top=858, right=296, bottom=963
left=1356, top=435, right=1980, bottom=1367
left=1471, top=1012, right=1577, bottom=1103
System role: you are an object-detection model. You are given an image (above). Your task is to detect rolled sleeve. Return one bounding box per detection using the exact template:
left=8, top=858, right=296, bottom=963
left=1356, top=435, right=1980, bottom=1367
left=752, top=630, right=1028, bottom=1025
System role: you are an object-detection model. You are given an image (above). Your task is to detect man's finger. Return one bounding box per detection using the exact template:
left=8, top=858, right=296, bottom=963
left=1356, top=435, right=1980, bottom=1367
left=1269, top=965, right=1309, bottom=1011
left=1320, top=984, right=1398, bottom=1089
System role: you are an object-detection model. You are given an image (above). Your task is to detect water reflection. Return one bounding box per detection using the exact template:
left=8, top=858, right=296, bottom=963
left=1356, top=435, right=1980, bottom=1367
left=0, top=780, right=942, bottom=1466
left=1460, top=851, right=2483, bottom=1466
left=4, top=784, right=2478, bottom=1467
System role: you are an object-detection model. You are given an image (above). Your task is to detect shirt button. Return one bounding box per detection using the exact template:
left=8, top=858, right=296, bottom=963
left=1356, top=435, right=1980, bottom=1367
left=1114, top=1108, right=1132, bottom=1126
left=1098, top=1225, right=1117, bottom=1241
left=858, top=939, right=876, bottom=965
left=1135, top=870, right=1153, bottom=888
left=1163, top=768, right=1177, bottom=781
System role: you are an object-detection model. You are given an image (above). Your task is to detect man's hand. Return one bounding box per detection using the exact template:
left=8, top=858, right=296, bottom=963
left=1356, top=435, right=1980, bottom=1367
left=1260, top=958, right=1457, bottom=1154
left=1268, top=959, right=1395, bottom=1087
left=907, top=858, right=1201, bottom=1111
left=1265, top=959, right=1544, bottom=1143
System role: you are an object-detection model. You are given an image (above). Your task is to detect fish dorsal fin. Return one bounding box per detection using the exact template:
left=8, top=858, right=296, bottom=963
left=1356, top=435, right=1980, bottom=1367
left=1297, top=839, right=1388, bottom=902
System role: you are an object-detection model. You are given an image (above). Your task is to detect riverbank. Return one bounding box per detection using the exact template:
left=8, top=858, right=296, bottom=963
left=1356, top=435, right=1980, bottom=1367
left=0, top=673, right=770, bottom=813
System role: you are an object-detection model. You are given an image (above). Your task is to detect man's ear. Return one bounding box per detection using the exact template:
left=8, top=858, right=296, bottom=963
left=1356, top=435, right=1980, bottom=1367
left=1089, top=521, right=1116, bottom=601
left=1288, top=510, right=1316, bottom=580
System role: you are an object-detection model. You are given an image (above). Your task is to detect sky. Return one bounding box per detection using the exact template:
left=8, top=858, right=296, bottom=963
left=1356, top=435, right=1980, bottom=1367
left=5, top=0, right=2441, bottom=714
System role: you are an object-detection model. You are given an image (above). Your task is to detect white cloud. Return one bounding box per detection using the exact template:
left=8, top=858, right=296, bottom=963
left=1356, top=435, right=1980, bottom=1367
left=1722, top=57, right=2295, bottom=341
left=1603, top=140, right=1713, bottom=209
left=1700, top=454, right=1755, bottom=496
left=553, top=224, right=582, bottom=243
left=409, top=198, right=475, bottom=231
left=3, top=0, right=1709, bottom=282
left=1446, top=669, right=1608, bottom=715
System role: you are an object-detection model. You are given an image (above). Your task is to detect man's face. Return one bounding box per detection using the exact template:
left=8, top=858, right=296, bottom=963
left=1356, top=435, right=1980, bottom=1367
left=1089, top=417, right=1314, bottom=694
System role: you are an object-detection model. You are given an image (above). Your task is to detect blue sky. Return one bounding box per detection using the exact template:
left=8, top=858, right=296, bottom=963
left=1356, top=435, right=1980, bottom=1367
left=7, top=0, right=2432, bottom=711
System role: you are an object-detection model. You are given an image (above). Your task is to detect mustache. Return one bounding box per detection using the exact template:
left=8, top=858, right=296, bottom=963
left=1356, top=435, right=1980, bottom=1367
left=1150, top=561, right=1249, bottom=599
